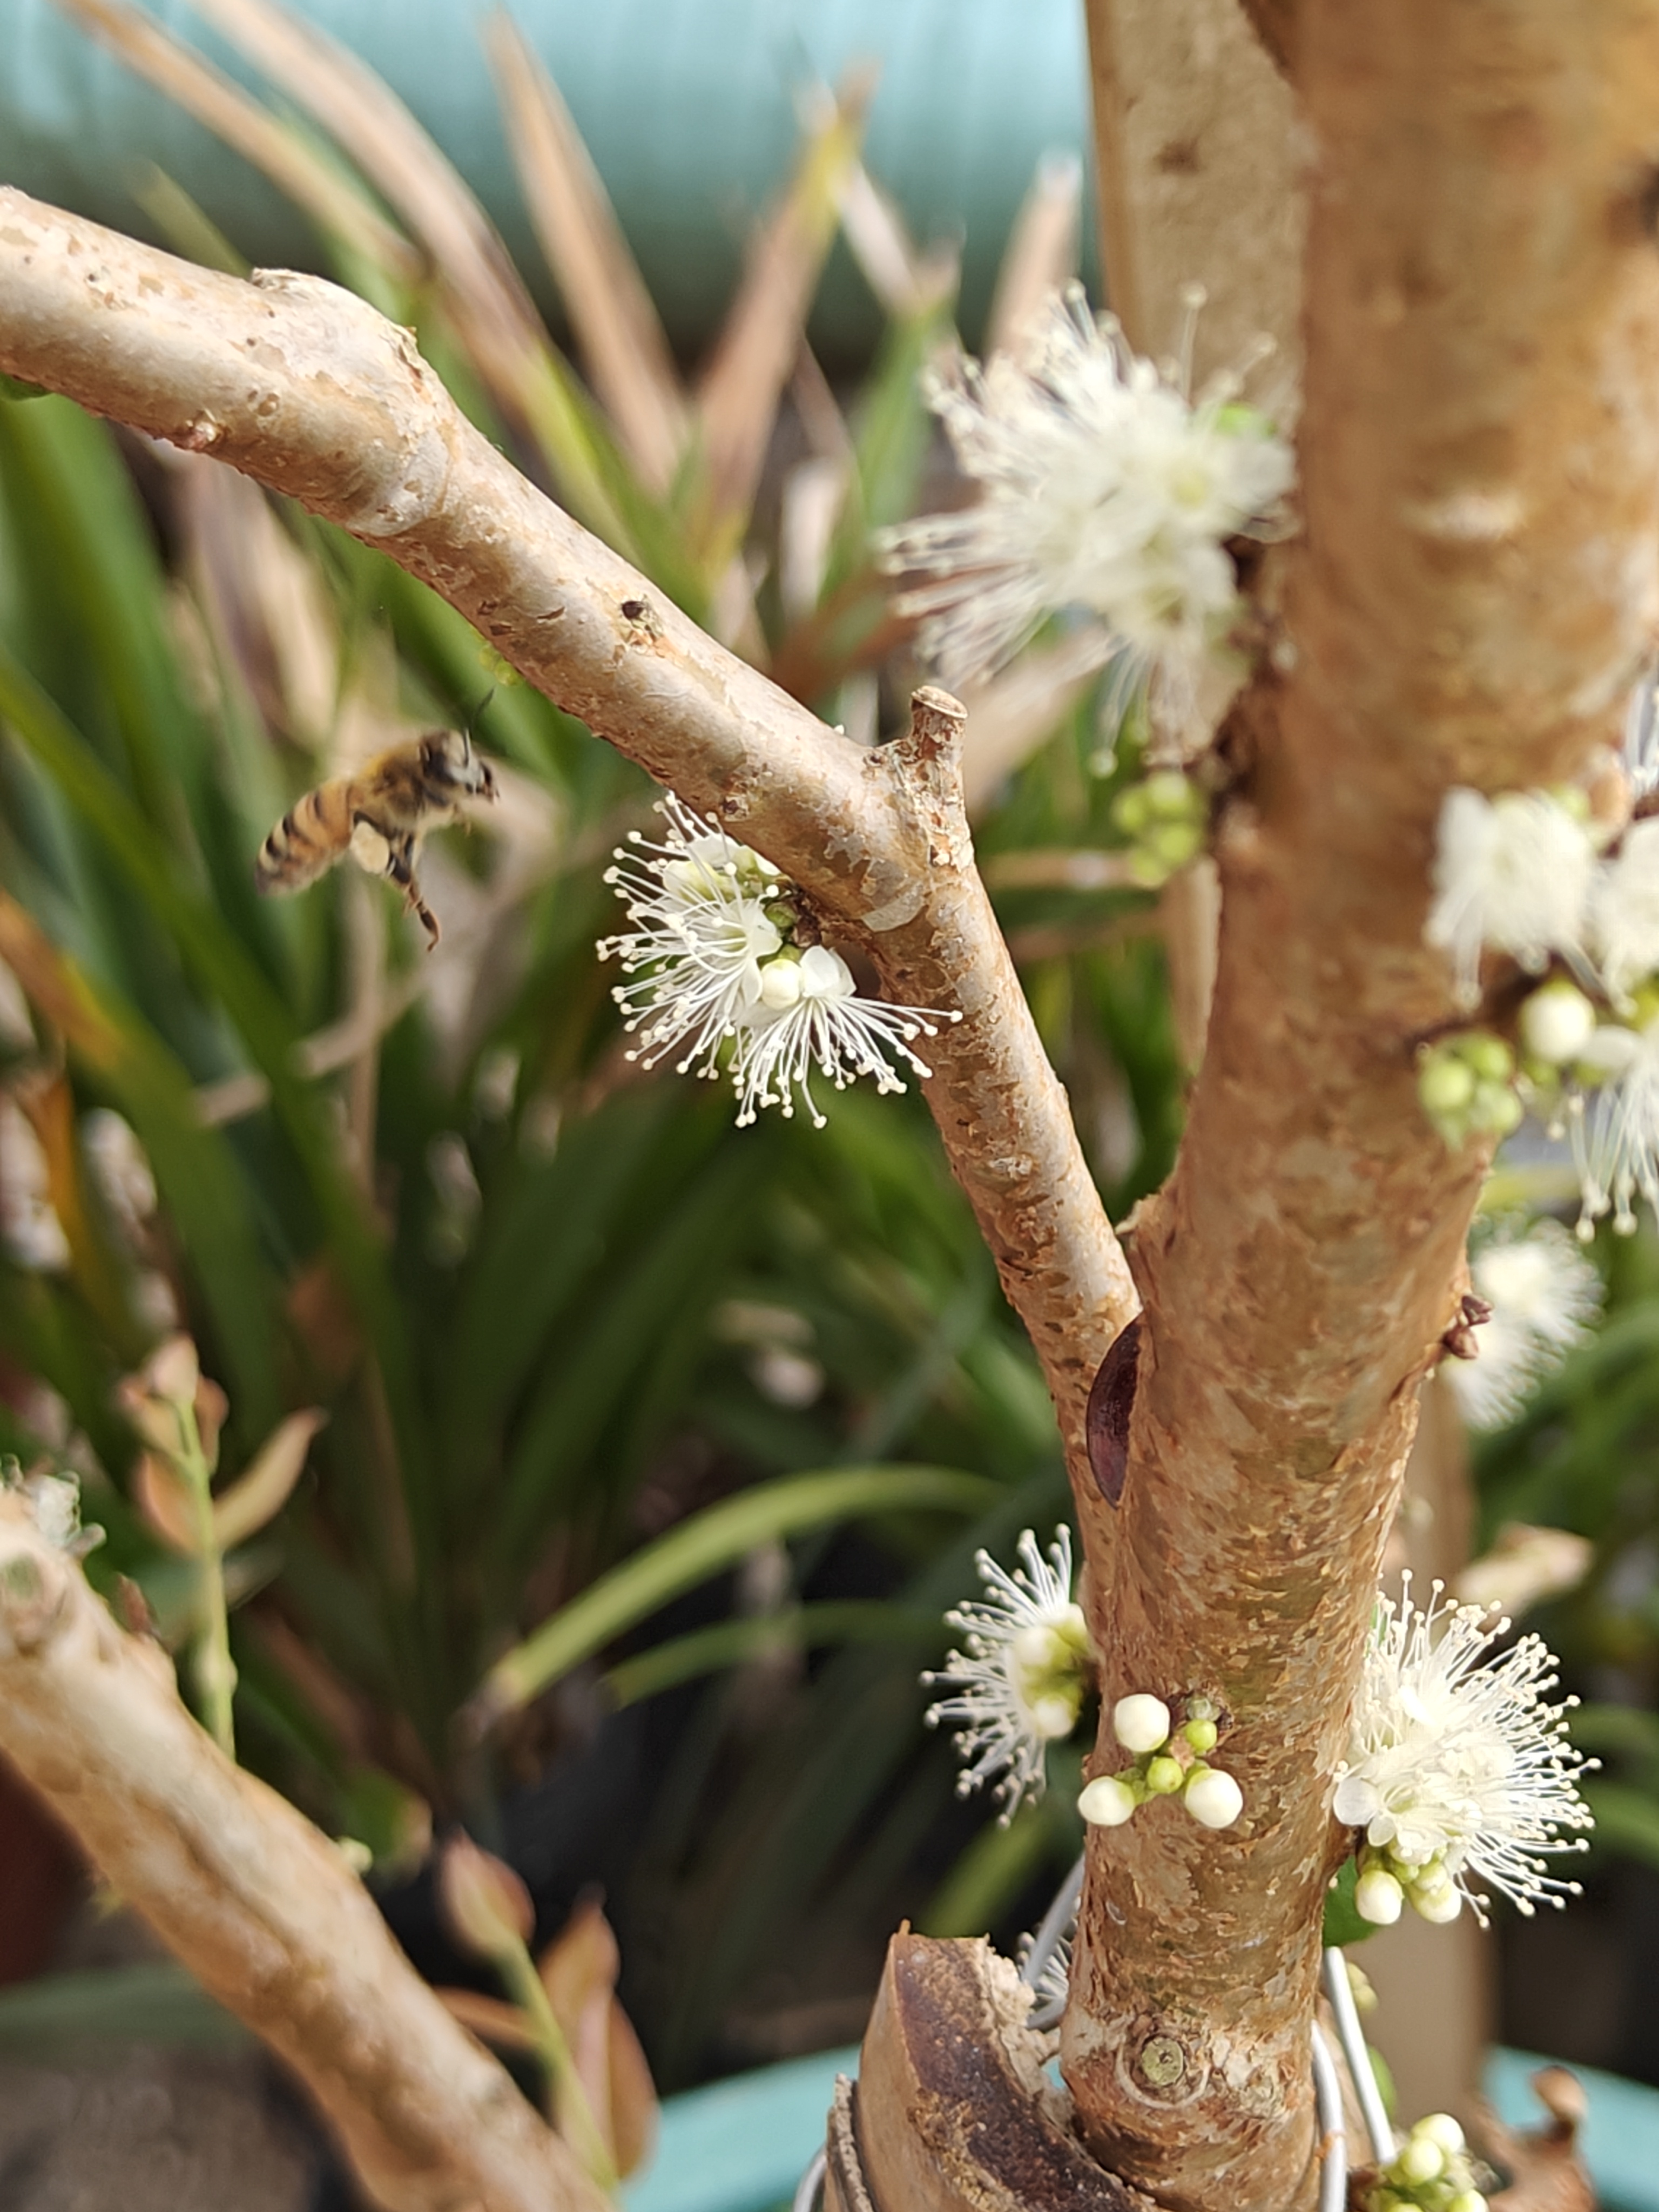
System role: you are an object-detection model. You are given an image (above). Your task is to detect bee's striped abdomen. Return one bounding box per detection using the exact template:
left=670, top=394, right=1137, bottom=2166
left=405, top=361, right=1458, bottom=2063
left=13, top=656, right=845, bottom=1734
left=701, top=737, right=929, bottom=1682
left=254, top=779, right=354, bottom=895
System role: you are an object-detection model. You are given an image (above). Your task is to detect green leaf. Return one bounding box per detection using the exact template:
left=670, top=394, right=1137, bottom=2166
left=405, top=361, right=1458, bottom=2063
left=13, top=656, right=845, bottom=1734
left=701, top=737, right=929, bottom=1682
left=1321, top=1857, right=1375, bottom=1948
left=602, top=1599, right=940, bottom=1707
left=472, top=1464, right=994, bottom=1722
left=920, top=1800, right=1056, bottom=1939
left=0, top=1966, right=247, bottom=2053
left=1584, top=1778, right=1659, bottom=1870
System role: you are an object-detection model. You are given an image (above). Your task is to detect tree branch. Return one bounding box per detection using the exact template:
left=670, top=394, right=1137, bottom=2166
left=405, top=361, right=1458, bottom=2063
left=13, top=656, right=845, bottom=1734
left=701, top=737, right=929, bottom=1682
left=1063, top=6, right=1659, bottom=2205
left=0, top=186, right=1138, bottom=1488
left=0, top=1495, right=608, bottom=2212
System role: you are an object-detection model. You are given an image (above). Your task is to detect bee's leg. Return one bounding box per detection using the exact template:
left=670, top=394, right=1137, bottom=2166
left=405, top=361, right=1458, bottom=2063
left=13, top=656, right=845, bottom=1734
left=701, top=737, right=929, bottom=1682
left=381, top=833, right=441, bottom=949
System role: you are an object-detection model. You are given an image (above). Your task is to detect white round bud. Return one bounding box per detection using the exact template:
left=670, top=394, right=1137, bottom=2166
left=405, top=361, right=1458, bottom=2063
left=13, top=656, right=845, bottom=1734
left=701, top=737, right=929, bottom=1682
left=1519, top=981, right=1597, bottom=1066
left=1398, top=2136, right=1446, bottom=2186
left=1411, top=1873, right=1463, bottom=1925
left=1078, top=1775, right=1138, bottom=1827
left=1112, top=1694, right=1172, bottom=1755
left=1028, top=1692, right=1078, bottom=1741
left=757, top=957, right=804, bottom=1010
left=1354, top=1866, right=1406, bottom=1925
left=1415, top=2115, right=1466, bottom=2156
left=1446, top=2192, right=1488, bottom=2212
left=1183, top=1767, right=1244, bottom=1830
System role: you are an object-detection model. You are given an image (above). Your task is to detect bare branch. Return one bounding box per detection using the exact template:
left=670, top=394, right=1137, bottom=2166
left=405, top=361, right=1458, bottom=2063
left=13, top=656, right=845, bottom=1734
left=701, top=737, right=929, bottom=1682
left=0, top=1496, right=608, bottom=2212
left=0, top=185, right=1136, bottom=1482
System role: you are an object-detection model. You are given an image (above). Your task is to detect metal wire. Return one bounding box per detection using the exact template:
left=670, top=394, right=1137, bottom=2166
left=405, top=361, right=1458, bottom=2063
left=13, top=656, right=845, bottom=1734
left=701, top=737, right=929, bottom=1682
left=1311, top=2020, right=1350, bottom=2212
left=1323, top=1944, right=1396, bottom=2165
left=793, top=2144, right=827, bottom=2212
left=1020, top=1852, right=1084, bottom=2031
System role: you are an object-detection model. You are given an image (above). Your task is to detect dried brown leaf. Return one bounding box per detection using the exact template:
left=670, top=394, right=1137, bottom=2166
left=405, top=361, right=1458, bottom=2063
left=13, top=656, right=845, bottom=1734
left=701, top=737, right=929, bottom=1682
left=183, top=0, right=571, bottom=453
left=49, top=0, right=420, bottom=281
left=985, top=153, right=1083, bottom=363
left=835, top=161, right=959, bottom=325
left=212, top=1407, right=324, bottom=1551
left=538, top=1896, right=658, bottom=2180
left=484, top=12, right=685, bottom=493
left=693, top=82, right=869, bottom=551
left=436, top=1986, right=538, bottom=2054
left=133, top=1449, right=198, bottom=1554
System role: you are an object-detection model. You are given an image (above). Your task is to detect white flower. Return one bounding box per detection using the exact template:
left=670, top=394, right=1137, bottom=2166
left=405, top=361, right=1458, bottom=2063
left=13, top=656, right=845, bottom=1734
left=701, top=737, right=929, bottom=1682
left=1445, top=1218, right=1602, bottom=1431
left=1590, top=816, right=1659, bottom=1006
left=878, top=286, right=1293, bottom=733
left=1570, top=1017, right=1659, bottom=1237
left=598, top=795, right=956, bottom=1126
left=1334, top=1575, right=1595, bottom=1925
left=598, top=795, right=785, bottom=1076
left=730, top=945, right=949, bottom=1130
left=924, top=1527, right=1094, bottom=1819
left=1425, top=788, right=1596, bottom=1010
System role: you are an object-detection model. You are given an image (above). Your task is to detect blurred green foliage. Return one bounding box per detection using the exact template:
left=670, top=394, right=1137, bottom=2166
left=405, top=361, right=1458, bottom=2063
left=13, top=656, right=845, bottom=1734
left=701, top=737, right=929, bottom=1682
left=0, top=4, right=1190, bottom=2084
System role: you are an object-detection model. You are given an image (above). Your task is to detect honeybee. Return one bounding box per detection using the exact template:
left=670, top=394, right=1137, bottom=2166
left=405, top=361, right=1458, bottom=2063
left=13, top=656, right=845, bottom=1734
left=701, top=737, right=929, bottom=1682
left=254, top=730, right=497, bottom=946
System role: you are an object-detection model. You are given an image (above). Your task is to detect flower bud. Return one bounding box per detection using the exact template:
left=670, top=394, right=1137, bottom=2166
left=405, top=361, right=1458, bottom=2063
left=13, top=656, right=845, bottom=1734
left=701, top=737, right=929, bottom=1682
left=1397, top=2136, right=1445, bottom=2186
left=1112, top=1694, right=1171, bottom=1755
left=1419, top=1053, right=1476, bottom=1117
left=1519, top=981, right=1596, bottom=1067
left=1415, top=2115, right=1465, bottom=2156
left=1182, top=1717, right=1219, bottom=1757
left=1411, top=1872, right=1463, bottom=1924
left=1078, top=1775, right=1138, bottom=1828
left=1029, top=1692, right=1079, bottom=1741
left=1446, top=2192, right=1487, bottom=2212
left=145, top=1336, right=200, bottom=1406
left=1183, top=1767, right=1244, bottom=1830
left=440, top=1834, right=534, bottom=1961
left=757, top=956, right=804, bottom=1010
left=1355, top=1865, right=1405, bottom=1925
left=1144, top=1754, right=1184, bottom=1796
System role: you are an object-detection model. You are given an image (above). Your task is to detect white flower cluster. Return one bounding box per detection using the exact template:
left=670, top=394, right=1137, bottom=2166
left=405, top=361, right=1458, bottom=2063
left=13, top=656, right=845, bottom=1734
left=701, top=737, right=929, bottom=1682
left=1077, top=1691, right=1244, bottom=1833
left=1423, top=785, right=1659, bottom=1235
left=879, top=287, right=1293, bottom=737
left=598, top=795, right=958, bottom=1129
left=1335, top=1575, right=1594, bottom=1928
left=1366, top=2113, right=1489, bottom=2212
left=923, top=1527, right=1094, bottom=1819
left=1444, top=1218, right=1602, bottom=1431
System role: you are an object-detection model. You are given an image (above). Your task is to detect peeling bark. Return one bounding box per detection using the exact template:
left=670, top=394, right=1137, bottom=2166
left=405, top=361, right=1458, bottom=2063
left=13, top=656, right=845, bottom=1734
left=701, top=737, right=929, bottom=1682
left=1063, top=7, right=1659, bottom=2206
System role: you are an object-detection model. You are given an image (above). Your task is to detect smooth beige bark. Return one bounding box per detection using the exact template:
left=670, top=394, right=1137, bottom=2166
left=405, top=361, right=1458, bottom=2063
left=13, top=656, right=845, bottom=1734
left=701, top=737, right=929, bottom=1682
left=0, top=1496, right=608, bottom=2212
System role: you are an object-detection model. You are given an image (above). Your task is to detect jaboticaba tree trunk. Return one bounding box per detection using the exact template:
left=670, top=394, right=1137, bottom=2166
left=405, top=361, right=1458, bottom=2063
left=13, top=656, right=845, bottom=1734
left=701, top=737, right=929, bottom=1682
left=1060, top=8, right=1659, bottom=2210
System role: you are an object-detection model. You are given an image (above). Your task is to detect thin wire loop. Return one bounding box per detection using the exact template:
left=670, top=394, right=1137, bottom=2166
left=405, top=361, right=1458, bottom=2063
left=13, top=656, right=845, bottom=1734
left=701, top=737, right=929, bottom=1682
left=1323, top=1943, right=1396, bottom=2164
left=1311, top=2020, right=1350, bottom=2212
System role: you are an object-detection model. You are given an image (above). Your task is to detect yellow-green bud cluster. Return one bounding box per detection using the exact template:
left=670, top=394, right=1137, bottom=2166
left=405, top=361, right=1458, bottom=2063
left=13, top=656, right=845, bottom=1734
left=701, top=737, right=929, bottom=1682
left=1078, top=1694, right=1243, bottom=1831
left=1417, top=1034, right=1522, bottom=1149
left=1111, top=772, right=1206, bottom=888
left=1354, top=1844, right=1463, bottom=1928
left=1367, top=2112, right=1487, bottom=2212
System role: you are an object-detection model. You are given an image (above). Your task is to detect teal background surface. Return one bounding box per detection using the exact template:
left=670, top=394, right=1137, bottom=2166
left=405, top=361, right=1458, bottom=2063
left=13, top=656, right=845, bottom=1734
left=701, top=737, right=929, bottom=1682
left=624, top=2041, right=1659, bottom=2212
left=0, top=0, right=1096, bottom=355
